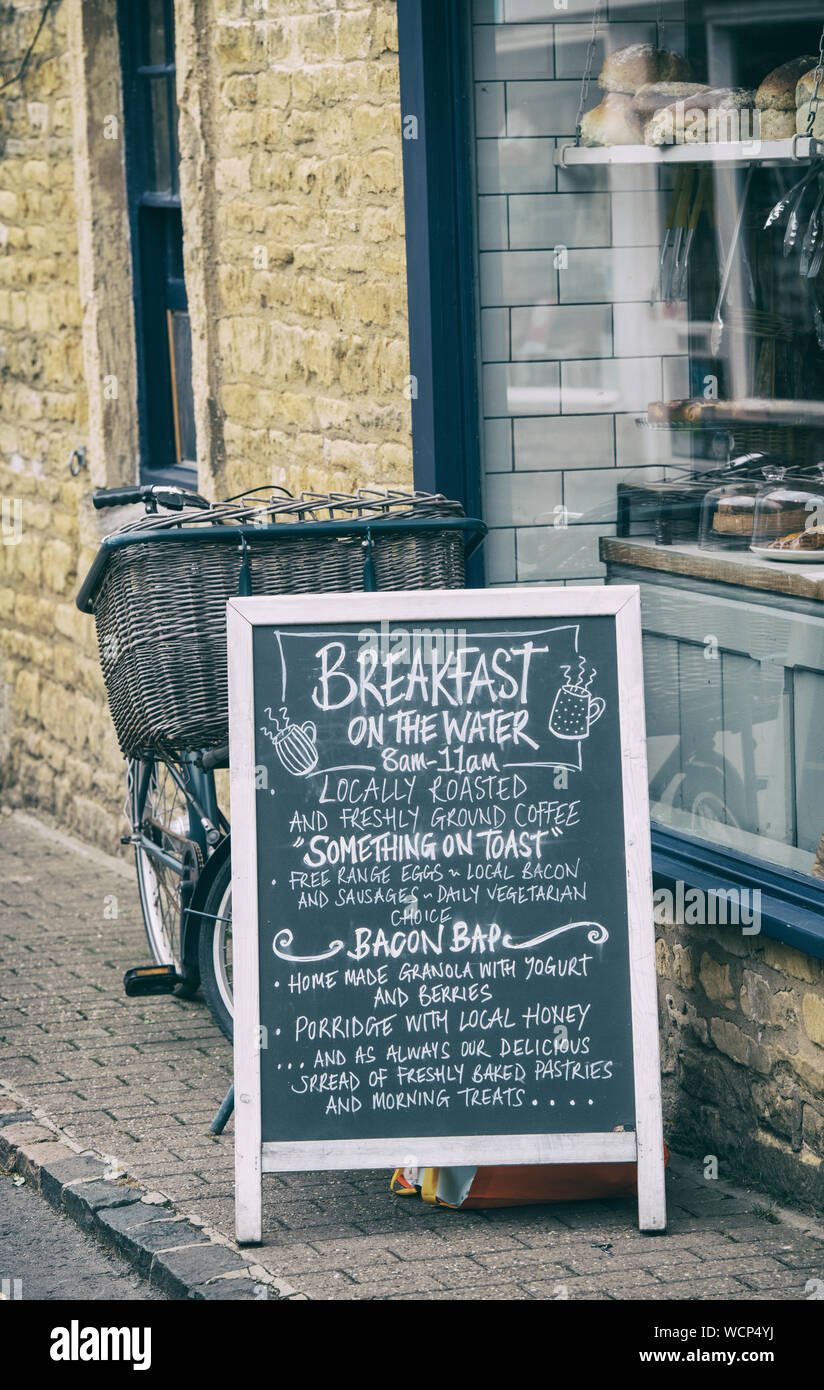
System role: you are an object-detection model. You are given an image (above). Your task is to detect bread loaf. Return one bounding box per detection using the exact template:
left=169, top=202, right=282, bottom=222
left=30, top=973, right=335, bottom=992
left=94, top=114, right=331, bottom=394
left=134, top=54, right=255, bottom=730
left=756, top=57, right=817, bottom=110
left=580, top=93, right=644, bottom=147
left=631, top=82, right=709, bottom=120
left=758, top=108, right=797, bottom=140
left=645, top=88, right=756, bottom=145
left=599, top=44, right=693, bottom=96
left=796, top=66, right=824, bottom=106
left=796, top=101, right=824, bottom=139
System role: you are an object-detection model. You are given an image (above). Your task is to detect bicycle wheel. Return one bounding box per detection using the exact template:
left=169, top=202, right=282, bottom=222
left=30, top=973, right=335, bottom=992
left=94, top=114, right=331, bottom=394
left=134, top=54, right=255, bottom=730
left=129, top=757, right=198, bottom=984
left=197, top=850, right=233, bottom=1041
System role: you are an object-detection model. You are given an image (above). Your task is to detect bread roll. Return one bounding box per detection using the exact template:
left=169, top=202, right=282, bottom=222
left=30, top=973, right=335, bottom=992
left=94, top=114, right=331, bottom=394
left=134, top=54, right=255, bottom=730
left=758, top=108, right=797, bottom=140
left=756, top=57, right=817, bottom=110
left=599, top=44, right=693, bottom=96
left=631, top=82, right=709, bottom=120
left=580, top=93, right=644, bottom=147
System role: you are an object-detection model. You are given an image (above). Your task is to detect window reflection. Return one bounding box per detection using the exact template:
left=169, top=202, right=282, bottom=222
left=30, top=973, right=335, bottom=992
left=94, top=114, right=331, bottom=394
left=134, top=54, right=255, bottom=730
left=471, top=0, right=824, bottom=879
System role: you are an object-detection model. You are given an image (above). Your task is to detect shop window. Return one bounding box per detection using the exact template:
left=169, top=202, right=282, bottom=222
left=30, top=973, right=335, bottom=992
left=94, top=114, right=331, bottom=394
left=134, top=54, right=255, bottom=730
left=398, top=0, right=824, bottom=923
left=118, top=0, right=196, bottom=481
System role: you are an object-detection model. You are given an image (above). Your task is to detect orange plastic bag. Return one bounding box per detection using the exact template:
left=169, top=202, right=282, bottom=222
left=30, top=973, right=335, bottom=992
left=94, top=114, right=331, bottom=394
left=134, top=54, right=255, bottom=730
left=391, top=1148, right=669, bottom=1209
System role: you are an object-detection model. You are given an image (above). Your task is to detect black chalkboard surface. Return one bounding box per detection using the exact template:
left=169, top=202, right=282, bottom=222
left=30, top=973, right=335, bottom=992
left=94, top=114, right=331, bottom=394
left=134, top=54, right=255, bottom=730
left=229, top=590, right=665, bottom=1242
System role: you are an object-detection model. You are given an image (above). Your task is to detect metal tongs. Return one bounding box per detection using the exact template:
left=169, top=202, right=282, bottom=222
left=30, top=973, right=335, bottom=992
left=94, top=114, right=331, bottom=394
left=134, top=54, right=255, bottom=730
left=800, top=174, right=824, bottom=277
left=653, top=167, right=693, bottom=302
left=672, top=168, right=712, bottom=300
left=763, top=164, right=819, bottom=243
left=711, top=166, right=755, bottom=357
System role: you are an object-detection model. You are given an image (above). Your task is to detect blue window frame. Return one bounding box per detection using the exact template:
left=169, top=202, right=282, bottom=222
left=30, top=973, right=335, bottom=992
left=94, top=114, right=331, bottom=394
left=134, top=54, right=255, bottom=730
left=118, top=0, right=196, bottom=484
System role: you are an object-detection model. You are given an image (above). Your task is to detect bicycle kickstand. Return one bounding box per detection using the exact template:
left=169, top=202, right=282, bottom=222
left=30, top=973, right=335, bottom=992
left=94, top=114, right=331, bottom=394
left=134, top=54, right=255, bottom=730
left=210, top=1084, right=235, bottom=1135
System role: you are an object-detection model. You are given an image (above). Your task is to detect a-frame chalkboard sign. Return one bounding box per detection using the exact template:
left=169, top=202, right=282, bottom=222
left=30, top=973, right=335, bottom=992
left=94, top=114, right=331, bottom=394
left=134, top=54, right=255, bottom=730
left=228, top=588, right=665, bottom=1243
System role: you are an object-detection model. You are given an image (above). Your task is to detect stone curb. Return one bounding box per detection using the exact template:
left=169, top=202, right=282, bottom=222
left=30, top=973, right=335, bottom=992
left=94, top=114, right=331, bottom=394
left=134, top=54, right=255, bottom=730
left=0, top=1085, right=306, bottom=1301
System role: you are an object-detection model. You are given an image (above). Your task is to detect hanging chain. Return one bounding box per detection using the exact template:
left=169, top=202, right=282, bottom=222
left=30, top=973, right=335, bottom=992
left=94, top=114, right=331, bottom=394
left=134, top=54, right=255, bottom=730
left=806, top=23, right=824, bottom=137
left=575, top=0, right=603, bottom=144
left=656, top=1, right=665, bottom=52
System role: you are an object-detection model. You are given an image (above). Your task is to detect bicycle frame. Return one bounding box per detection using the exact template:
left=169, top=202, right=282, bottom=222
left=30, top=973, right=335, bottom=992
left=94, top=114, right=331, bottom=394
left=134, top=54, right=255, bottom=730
left=130, top=756, right=226, bottom=868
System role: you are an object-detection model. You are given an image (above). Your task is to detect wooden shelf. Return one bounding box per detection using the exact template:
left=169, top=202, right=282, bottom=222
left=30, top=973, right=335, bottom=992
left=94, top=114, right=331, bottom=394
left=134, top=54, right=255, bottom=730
left=601, top=536, right=824, bottom=601
left=556, top=136, right=823, bottom=168
left=638, top=399, right=824, bottom=430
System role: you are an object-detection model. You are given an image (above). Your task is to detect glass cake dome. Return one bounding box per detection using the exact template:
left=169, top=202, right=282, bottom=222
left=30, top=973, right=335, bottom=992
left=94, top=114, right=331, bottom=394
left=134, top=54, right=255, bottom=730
left=698, top=456, right=786, bottom=552
left=751, top=463, right=824, bottom=559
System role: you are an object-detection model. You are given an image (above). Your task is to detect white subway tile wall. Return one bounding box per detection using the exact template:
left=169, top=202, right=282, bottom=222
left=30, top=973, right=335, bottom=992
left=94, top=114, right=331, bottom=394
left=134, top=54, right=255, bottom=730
left=473, top=6, right=688, bottom=582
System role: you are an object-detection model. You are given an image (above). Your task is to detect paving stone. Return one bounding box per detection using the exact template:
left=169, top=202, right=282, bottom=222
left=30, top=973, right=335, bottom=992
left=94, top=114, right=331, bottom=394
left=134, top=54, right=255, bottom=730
left=0, top=1121, right=55, bottom=1154
left=150, top=1242, right=251, bottom=1299
left=191, top=1276, right=275, bottom=1301
left=39, top=1152, right=111, bottom=1208
left=292, top=1271, right=443, bottom=1299
left=63, top=1179, right=144, bottom=1228
left=472, top=1247, right=579, bottom=1276
left=622, top=1276, right=748, bottom=1299
left=3, top=812, right=824, bottom=1302
left=561, top=1247, right=702, bottom=1277
left=429, top=1255, right=569, bottom=1290
left=8, top=1138, right=81, bottom=1183
left=737, top=1267, right=822, bottom=1292
left=422, top=1283, right=532, bottom=1301
left=0, top=1109, right=34, bottom=1128
left=95, top=1204, right=208, bottom=1276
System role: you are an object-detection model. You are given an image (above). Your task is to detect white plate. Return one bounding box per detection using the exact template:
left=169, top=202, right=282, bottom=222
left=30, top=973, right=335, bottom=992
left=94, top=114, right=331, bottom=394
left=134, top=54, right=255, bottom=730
left=750, top=544, right=824, bottom=564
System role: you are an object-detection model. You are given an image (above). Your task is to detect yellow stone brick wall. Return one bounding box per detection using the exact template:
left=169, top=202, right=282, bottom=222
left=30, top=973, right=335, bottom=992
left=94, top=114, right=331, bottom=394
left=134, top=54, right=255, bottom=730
left=177, top=0, right=414, bottom=500
left=0, top=0, right=414, bottom=852
left=0, top=0, right=124, bottom=847
left=657, top=919, right=824, bottom=1205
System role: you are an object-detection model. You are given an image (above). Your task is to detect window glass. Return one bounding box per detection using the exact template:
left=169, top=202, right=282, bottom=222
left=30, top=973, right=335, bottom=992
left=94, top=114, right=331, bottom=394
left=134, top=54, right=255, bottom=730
left=148, top=76, right=172, bottom=194
left=120, top=0, right=194, bottom=475
left=145, top=0, right=167, bottom=66
left=470, top=0, right=824, bottom=880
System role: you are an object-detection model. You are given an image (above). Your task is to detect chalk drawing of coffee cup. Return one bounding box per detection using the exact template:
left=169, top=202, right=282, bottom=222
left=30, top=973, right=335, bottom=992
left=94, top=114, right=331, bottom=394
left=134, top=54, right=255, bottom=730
left=548, top=661, right=605, bottom=741
left=274, top=721, right=318, bottom=776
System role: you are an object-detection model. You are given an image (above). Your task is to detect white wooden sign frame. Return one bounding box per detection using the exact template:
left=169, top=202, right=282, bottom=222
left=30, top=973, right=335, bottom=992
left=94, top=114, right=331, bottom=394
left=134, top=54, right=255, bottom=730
left=228, top=587, right=666, bottom=1244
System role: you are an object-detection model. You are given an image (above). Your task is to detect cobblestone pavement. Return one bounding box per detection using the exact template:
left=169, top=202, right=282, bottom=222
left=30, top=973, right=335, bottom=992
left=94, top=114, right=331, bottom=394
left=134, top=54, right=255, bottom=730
left=0, top=1168, right=166, bottom=1300
left=2, top=811, right=824, bottom=1301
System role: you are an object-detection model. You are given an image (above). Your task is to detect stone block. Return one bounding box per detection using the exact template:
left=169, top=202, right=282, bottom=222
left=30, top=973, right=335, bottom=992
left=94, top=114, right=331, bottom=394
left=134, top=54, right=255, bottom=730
left=96, top=1204, right=208, bottom=1277
left=763, top=940, right=824, bottom=985
left=740, top=970, right=797, bottom=1029
left=776, top=1045, right=824, bottom=1092
left=709, top=1017, right=772, bottom=1075
left=150, top=1243, right=250, bottom=1299
left=802, top=991, right=824, bottom=1048
left=63, top=1179, right=143, bottom=1229
left=699, top=952, right=735, bottom=1009
left=38, top=1152, right=109, bottom=1209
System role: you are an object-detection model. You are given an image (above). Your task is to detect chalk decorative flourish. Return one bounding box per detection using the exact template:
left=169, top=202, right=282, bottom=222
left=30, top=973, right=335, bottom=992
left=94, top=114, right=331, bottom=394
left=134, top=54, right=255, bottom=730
left=272, top=930, right=345, bottom=964
left=502, top=921, right=609, bottom=950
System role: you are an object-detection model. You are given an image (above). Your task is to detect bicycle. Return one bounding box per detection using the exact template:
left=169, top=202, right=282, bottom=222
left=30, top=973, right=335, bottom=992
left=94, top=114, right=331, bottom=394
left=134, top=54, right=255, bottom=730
left=76, top=483, right=485, bottom=1046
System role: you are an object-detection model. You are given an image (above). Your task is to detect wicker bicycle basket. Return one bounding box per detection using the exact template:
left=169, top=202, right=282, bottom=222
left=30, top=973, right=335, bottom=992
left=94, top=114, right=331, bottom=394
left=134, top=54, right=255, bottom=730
left=85, top=489, right=476, bottom=759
